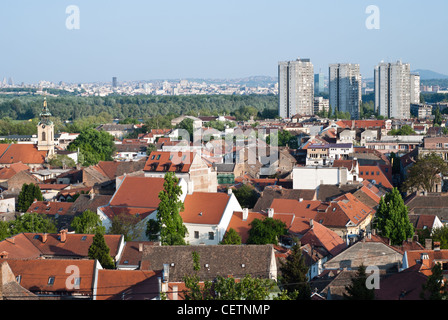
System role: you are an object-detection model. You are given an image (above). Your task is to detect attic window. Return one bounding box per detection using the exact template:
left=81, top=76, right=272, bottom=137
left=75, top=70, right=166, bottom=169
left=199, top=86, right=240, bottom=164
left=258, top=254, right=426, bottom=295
left=33, top=235, right=40, bottom=239
left=151, top=155, right=155, bottom=160
left=156, top=155, right=161, bottom=160
left=81, top=236, right=87, bottom=241
left=16, top=275, right=21, bottom=284
left=58, top=208, right=63, bottom=212
left=48, top=276, right=55, bottom=285
left=123, top=260, right=129, bottom=264
left=169, top=155, right=173, bottom=160
left=306, top=204, right=311, bottom=209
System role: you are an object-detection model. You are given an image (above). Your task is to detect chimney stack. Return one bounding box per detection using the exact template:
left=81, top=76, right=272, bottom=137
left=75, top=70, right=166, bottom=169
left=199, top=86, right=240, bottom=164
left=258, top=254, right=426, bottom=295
left=309, top=219, right=314, bottom=228
left=42, top=233, right=47, bottom=243
left=59, top=229, right=67, bottom=243
left=425, top=238, right=432, bottom=250
left=242, top=208, right=249, bottom=221
left=267, top=208, right=274, bottom=218
left=434, top=241, right=441, bottom=251
left=138, top=243, right=143, bottom=252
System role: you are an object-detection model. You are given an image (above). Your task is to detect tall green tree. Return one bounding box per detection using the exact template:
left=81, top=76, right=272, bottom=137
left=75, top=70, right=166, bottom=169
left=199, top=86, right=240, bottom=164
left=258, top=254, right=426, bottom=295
left=421, top=263, right=448, bottom=300
left=17, top=183, right=43, bottom=212
left=344, top=264, right=375, bottom=300
left=402, top=152, right=448, bottom=194
left=430, top=226, right=448, bottom=249
left=88, top=231, right=115, bottom=269
left=147, top=172, right=187, bottom=245
left=373, top=188, right=414, bottom=245
left=108, top=212, right=144, bottom=241
left=67, top=128, right=115, bottom=166
left=71, top=210, right=105, bottom=234
left=246, top=217, right=287, bottom=245
left=220, top=228, right=242, bottom=245
left=279, top=241, right=311, bottom=300
left=8, top=213, right=57, bottom=235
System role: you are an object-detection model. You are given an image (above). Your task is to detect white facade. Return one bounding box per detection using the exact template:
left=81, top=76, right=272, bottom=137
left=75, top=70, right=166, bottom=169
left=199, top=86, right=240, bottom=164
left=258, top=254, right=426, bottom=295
left=374, top=61, right=411, bottom=119
left=184, top=193, right=243, bottom=245
left=329, top=63, right=362, bottom=119
left=410, top=73, right=421, bottom=104
left=292, top=166, right=350, bottom=190
left=278, top=58, right=314, bottom=118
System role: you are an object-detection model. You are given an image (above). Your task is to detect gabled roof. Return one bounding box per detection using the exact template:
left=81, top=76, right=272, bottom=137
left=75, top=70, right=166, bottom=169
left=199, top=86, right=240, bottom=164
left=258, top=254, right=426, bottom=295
left=143, top=151, right=194, bottom=173
left=6, top=259, right=96, bottom=295
left=0, top=144, right=47, bottom=165
left=26, top=201, right=74, bottom=216
left=92, top=160, right=146, bottom=180
left=96, top=269, right=161, bottom=300
left=324, top=240, right=403, bottom=271
left=404, top=249, right=448, bottom=277
left=0, top=261, right=37, bottom=300
left=314, top=193, right=373, bottom=228
left=300, top=221, right=347, bottom=257
left=0, top=162, right=30, bottom=180
left=180, top=192, right=233, bottom=225
left=0, top=232, right=123, bottom=260
left=99, top=176, right=166, bottom=221
left=140, top=245, right=275, bottom=282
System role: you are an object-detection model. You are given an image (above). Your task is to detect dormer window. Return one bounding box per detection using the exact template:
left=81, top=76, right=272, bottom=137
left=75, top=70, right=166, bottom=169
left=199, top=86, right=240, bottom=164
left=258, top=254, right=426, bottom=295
left=48, top=276, right=55, bottom=285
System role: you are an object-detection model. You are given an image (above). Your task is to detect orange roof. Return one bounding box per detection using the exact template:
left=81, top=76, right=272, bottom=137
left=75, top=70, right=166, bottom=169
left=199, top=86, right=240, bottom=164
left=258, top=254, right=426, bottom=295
left=144, top=151, right=194, bottom=173
left=359, top=165, right=393, bottom=189
left=0, top=161, right=30, bottom=180
left=405, top=249, right=448, bottom=277
left=6, top=259, right=96, bottom=294
left=100, top=176, right=167, bottom=221
left=181, top=192, right=232, bottom=225
left=96, top=269, right=160, bottom=300
left=111, top=176, right=165, bottom=209
left=0, top=144, right=47, bottom=165
left=300, top=221, right=346, bottom=256
left=316, top=193, right=373, bottom=227
left=270, top=199, right=321, bottom=219
left=27, top=201, right=73, bottom=215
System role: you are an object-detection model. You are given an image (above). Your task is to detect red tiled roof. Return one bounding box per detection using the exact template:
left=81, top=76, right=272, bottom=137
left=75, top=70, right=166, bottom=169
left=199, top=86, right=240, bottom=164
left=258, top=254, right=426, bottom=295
left=181, top=192, right=232, bottom=225
left=6, top=259, right=96, bottom=294
left=300, top=221, right=346, bottom=256
left=359, top=165, right=393, bottom=189
left=143, top=151, right=194, bottom=173
left=0, top=232, right=123, bottom=260
left=0, top=144, right=47, bottom=165
left=27, top=201, right=73, bottom=215
left=100, top=176, right=167, bottom=221
left=405, top=249, right=448, bottom=277
left=0, top=162, right=30, bottom=180
left=96, top=269, right=160, bottom=300
left=270, top=198, right=321, bottom=219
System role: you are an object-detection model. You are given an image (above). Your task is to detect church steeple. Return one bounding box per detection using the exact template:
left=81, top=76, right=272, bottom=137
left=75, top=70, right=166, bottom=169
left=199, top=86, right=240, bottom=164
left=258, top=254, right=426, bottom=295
left=37, top=93, right=55, bottom=157
left=39, top=93, right=53, bottom=126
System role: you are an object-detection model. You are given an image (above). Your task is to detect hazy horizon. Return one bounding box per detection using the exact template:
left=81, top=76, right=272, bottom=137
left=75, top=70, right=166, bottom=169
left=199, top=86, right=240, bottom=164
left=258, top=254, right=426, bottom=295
left=1, top=0, right=447, bottom=84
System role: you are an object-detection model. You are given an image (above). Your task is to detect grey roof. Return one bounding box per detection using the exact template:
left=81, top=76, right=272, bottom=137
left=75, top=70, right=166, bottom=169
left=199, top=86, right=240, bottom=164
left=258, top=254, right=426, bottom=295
left=324, top=241, right=402, bottom=272
left=212, top=163, right=236, bottom=173
left=141, top=245, right=275, bottom=282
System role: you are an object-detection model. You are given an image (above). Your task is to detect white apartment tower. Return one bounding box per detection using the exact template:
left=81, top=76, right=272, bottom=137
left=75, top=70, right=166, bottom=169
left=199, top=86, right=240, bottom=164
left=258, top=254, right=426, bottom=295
left=278, top=58, right=314, bottom=118
left=410, top=73, right=421, bottom=104
left=374, top=61, right=411, bottom=119
left=329, top=63, right=362, bottom=119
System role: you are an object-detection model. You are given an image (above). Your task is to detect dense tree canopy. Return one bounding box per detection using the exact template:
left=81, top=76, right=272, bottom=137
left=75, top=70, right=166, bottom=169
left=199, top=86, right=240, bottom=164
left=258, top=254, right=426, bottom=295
left=246, top=217, right=288, bottom=245
left=373, top=188, right=414, bottom=245
left=17, top=183, right=43, bottom=212
left=67, top=128, right=116, bottom=166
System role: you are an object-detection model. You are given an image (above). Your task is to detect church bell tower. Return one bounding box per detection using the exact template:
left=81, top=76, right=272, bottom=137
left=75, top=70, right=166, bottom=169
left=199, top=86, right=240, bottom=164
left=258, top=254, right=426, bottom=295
left=37, top=94, right=55, bottom=157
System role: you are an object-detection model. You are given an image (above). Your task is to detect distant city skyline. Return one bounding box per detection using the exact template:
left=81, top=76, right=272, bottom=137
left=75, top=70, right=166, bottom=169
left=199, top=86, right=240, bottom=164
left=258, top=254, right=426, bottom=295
left=0, top=0, right=447, bottom=84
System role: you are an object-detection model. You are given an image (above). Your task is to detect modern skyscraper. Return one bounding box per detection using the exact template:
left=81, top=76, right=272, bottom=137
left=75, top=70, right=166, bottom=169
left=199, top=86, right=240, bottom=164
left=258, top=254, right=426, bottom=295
left=410, top=73, right=421, bottom=104
left=374, top=60, right=411, bottom=119
left=278, top=58, right=314, bottom=118
left=329, top=63, right=362, bottom=119
left=314, top=71, right=324, bottom=94
left=112, top=77, right=118, bottom=88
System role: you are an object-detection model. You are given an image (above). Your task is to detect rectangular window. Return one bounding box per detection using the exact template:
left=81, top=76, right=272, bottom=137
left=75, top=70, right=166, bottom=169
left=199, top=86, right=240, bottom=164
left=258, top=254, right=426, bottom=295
left=48, top=276, right=55, bottom=285
left=208, top=232, right=214, bottom=240
left=194, top=231, right=199, bottom=239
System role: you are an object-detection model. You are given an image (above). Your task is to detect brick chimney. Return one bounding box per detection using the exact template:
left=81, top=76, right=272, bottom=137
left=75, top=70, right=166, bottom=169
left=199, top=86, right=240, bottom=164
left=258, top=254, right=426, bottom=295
left=425, top=238, right=432, bottom=250
left=267, top=208, right=274, bottom=218
left=434, top=241, right=441, bottom=251
left=42, top=233, right=47, bottom=243
left=138, top=243, right=143, bottom=252
left=59, top=229, right=68, bottom=243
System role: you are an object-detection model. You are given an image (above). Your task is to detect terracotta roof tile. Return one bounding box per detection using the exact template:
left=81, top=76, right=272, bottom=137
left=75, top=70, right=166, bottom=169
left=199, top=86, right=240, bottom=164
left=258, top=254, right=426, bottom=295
left=181, top=192, right=232, bottom=225
left=0, top=144, right=47, bottom=165
left=144, top=151, right=194, bottom=173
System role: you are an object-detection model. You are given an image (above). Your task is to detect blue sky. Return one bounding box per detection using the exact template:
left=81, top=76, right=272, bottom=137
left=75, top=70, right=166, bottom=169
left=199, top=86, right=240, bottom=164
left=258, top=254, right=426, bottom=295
left=0, top=0, right=447, bottom=83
